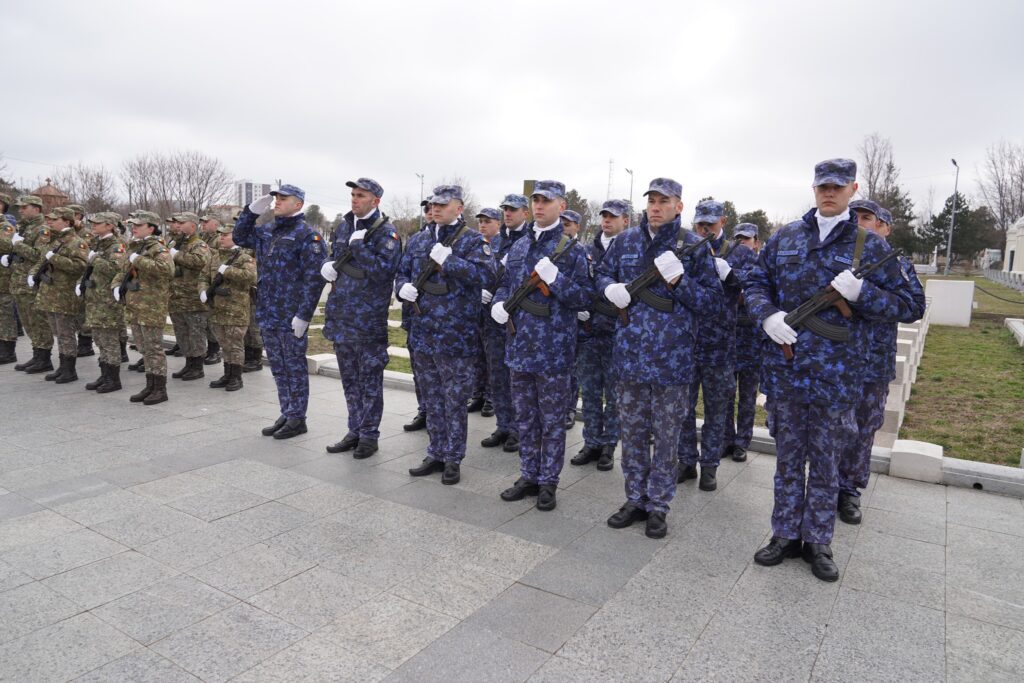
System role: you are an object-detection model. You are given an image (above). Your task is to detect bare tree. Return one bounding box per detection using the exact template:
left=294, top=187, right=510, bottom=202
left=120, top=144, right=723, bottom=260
left=977, top=140, right=1024, bottom=234
left=383, top=193, right=422, bottom=239
left=176, top=150, right=231, bottom=213
left=857, top=132, right=894, bottom=198
left=52, top=162, right=119, bottom=212
left=120, top=150, right=232, bottom=216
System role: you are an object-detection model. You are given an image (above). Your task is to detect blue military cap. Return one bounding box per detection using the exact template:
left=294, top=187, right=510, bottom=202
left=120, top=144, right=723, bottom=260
left=271, top=184, right=306, bottom=201
left=531, top=180, right=566, bottom=200
left=849, top=198, right=882, bottom=217
left=560, top=210, right=582, bottom=224
left=643, top=177, right=683, bottom=198
left=346, top=177, right=383, bottom=198
left=694, top=200, right=725, bottom=224
left=499, top=194, right=529, bottom=210
left=430, top=185, right=464, bottom=204
left=600, top=199, right=630, bottom=217
left=813, top=159, right=857, bottom=187
left=734, top=223, right=758, bottom=239
left=475, top=207, right=502, bottom=221
left=877, top=207, right=893, bottom=225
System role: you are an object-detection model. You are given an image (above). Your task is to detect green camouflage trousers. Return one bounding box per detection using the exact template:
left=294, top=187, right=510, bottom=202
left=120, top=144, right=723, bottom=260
left=244, top=305, right=262, bottom=349
left=45, top=312, right=77, bottom=357
left=14, top=293, right=52, bottom=350
left=0, top=290, right=16, bottom=341
left=131, top=323, right=167, bottom=376
left=92, top=326, right=122, bottom=365
left=212, top=323, right=246, bottom=365
left=170, top=311, right=208, bottom=358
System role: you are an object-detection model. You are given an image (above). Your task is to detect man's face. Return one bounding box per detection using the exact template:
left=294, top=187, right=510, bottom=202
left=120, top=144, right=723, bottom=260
left=218, top=232, right=235, bottom=249
left=19, top=204, right=40, bottom=220
left=853, top=209, right=880, bottom=232
left=273, top=194, right=303, bottom=217
left=178, top=220, right=197, bottom=236
left=201, top=219, right=219, bottom=234
left=562, top=220, right=579, bottom=238
left=600, top=212, right=628, bottom=237
left=814, top=182, right=857, bottom=217
left=431, top=200, right=462, bottom=225
left=646, top=193, right=683, bottom=228
left=477, top=217, right=500, bottom=238
left=502, top=206, right=528, bottom=228
left=90, top=221, right=113, bottom=237
left=350, top=188, right=379, bottom=217
left=531, top=196, right=565, bottom=227
left=167, top=221, right=181, bottom=236
left=876, top=221, right=892, bottom=239
left=694, top=216, right=725, bottom=238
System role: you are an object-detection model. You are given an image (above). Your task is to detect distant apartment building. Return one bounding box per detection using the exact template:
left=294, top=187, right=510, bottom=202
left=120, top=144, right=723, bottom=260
left=235, top=180, right=272, bottom=208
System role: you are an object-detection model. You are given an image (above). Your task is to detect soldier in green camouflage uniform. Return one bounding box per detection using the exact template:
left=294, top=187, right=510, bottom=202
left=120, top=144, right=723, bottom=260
left=199, top=214, right=223, bottom=365
left=66, top=204, right=95, bottom=358
left=167, top=212, right=211, bottom=381
left=80, top=212, right=127, bottom=393
left=29, top=207, right=89, bottom=383
left=9, top=195, right=55, bottom=373
left=0, top=194, right=19, bottom=364
left=111, top=211, right=174, bottom=405
left=200, top=225, right=256, bottom=391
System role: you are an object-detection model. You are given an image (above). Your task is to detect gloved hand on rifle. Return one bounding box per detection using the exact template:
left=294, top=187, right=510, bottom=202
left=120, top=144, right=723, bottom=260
left=199, top=290, right=208, bottom=304
left=830, top=270, right=863, bottom=302
left=654, top=251, right=684, bottom=284
left=490, top=301, right=509, bottom=325
left=87, top=250, right=97, bottom=262
left=0, top=255, right=10, bottom=267
left=763, top=311, right=797, bottom=345
left=534, top=257, right=558, bottom=285
left=349, top=229, right=366, bottom=243
left=398, top=283, right=418, bottom=302
left=129, top=252, right=140, bottom=264
left=714, top=257, right=731, bottom=281
left=44, top=250, right=55, bottom=261
left=291, top=316, right=309, bottom=339
left=578, top=310, right=591, bottom=321
left=430, top=243, right=451, bottom=267
left=604, top=283, right=631, bottom=309
left=11, top=233, right=23, bottom=245
left=75, top=283, right=82, bottom=297
left=26, top=275, right=35, bottom=288
left=320, top=262, right=338, bottom=282
left=481, top=289, right=493, bottom=305
left=112, top=286, right=120, bottom=302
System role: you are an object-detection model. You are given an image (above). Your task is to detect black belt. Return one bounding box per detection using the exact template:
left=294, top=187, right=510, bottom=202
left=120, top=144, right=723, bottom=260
left=736, top=313, right=754, bottom=326
left=636, top=287, right=674, bottom=313
left=421, top=280, right=449, bottom=296
left=339, top=261, right=365, bottom=280
left=593, top=299, right=618, bottom=318
left=519, top=298, right=551, bottom=317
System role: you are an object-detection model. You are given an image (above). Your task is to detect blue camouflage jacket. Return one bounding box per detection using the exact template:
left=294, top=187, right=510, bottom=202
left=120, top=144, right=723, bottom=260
left=578, top=232, right=620, bottom=340
left=395, top=220, right=494, bottom=357
left=495, top=221, right=594, bottom=374
left=693, top=233, right=759, bottom=366
left=233, top=208, right=326, bottom=331
left=322, top=208, right=402, bottom=345
left=595, top=215, right=724, bottom=386
left=480, top=229, right=518, bottom=337
left=864, top=254, right=926, bottom=383
left=743, top=208, right=922, bottom=407
left=732, top=249, right=764, bottom=373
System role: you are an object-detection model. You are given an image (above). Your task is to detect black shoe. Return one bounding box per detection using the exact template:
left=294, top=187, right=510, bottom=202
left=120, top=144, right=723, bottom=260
left=273, top=418, right=307, bottom=440
left=502, top=433, right=519, bottom=453
left=564, top=410, right=576, bottom=430
left=179, top=356, right=205, bottom=381
left=731, top=446, right=748, bottom=463
left=607, top=503, right=648, bottom=529
left=171, top=356, right=190, bottom=379
left=536, top=485, right=557, bottom=511
left=164, top=343, right=180, bottom=357
left=24, top=349, right=53, bottom=374
left=403, top=411, right=427, bottom=432
left=481, top=430, right=509, bottom=448
left=571, top=445, right=601, bottom=467
left=85, top=362, right=107, bottom=390
left=208, top=361, right=231, bottom=388
left=262, top=416, right=287, bottom=436
left=14, top=346, right=40, bottom=371
left=837, top=493, right=862, bottom=525
left=802, top=543, right=840, bottom=582
left=44, top=355, right=67, bottom=381
left=224, top=364, right=243, bottom=391
left=120, top=341, right=128, bottom=363
left=676, top=463, right=698, bottom=484
left=409, top=457, right=444, bottom=477
left=76, top=335, right=94, bottom=357
left=723, top=444, right=735, bottom=459
left=442, top=462, right=460, bottom=485
left=54, top=355, right=78, bottom=384
left=0, top=340, right=16, bottom=365
left=500, top=478, right=538, bottom=501
left=699, top=466, right=718, bottom=492
left=352, top=439, right=378, bottom=460
left=480, top=400, right=494, bottom=417
left=645, top=511, right=668, bottom=539
left=142, top=374, right=168, bottom=405
left=754, top=537, right=803, bottom=566
left=596, top=444, right=615, bottom=471
left=130, top=373, right=155, bottom=403
left=326, top=433, right=359, bottom=453
left=128, top=358, right=145, bottom=372
left=466, top=396, right=484, bottom=413
left=96, top=363, right=121, bottom=393
left=204, top=341, right=222, bottom=365
left=242, top=346, right=263, bottom=372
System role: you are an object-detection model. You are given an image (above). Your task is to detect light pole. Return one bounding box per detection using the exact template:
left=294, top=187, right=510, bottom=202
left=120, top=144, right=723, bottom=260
left=943, top=159, right=959, bottom=276
left=625, top=168, right=634, bottom=219
left=415, top=173, right=425, bottom=229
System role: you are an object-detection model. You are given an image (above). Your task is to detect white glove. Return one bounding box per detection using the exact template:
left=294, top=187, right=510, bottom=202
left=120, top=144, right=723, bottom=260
left=831, top=269, right=863, bottom=302
left=398, top=283, right=418, bottom=302
left=44, top=250, right=55, bottom=261
left=430, top=242, right=452, bottom=266
left=535, top=256, right=558, bottom=285
left=129, top=253, right=140, bottom=264
left=490, top=301, right=509, bottom=324
left=578, top=310, right=591, bottom=321
left=763, top=311, right=798, bottom=345
left=500, top=254, right=508, bottom=266
left=75, top=283, right=82, bottom=297
left=11, top=233, right=23, bottom=245
left=714, top=257, right=731, bottom=281
left=320, top=261, right=338, bottom=282
left=349, top=229, right=366, bottom=243
left=249, top=194, right=273, bottom=214
left=199, top=290, right=208, bottom=304
left=0, top=255, right=10, bottom=267
left=291, top=316, right=309, bottom=338
left=169, top=247, right=179, bottom=258
left=26, top=275, right=35, bottom=287
left=87, top=250, right=97, bottom=262
left=217, top=264, right=228, bottom=275
left=112, top=286, right=121, bottom=302
left=654, top=251, right=684, bottom=283
left=481, top=289, right=493, bottom=304
left=604, top=283, right=631, bottom=309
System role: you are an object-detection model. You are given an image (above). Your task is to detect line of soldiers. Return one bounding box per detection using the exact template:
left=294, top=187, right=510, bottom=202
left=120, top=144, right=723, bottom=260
left=0, top=194, right=264, bottom=405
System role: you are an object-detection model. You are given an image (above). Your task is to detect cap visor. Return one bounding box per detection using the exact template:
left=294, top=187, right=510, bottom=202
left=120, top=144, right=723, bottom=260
left=813, top=175, right=851, bottom=187
left=530, top=191, right=556, bottom=200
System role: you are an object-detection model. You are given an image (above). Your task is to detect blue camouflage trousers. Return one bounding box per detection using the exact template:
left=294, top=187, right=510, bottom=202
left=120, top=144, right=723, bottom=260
left=482, top=329, right=515, bottom=435
left=725, top=369, right=759, bottom=451
left=409, top=349, right=425, bottom=414
left=511, top=370, right=571, bottom=486
left=838, top=381, right=889, bottom=498
left=619, top=381, right=689, bottom=513
left=263, top=328, right=310, bottom=420
left=771, top=399, right=857, bottom=545
left=471, top=336, right=487, bottom=400
left=419, top=353, right=474, bottom=464
left=577, top=334, right=618, bottom=448
left=568, top=359, right=579, bottom=417
left=678, top=364, right=734, bottom=467
left=334, top=340, right=389, bottom=441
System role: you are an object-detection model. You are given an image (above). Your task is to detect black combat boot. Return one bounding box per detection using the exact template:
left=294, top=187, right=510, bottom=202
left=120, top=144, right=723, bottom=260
left=86, top=363, right=107, bottom=390
left=45, top=355, right=68, bottom=381
left=179, top=356, right=205, bottom=381
left=0, top=339, right=17, bottom=365
left=536, top=485, right=557, bottom=511
left=96, top=363, right=121, bottom=393
left=120, top=340, right=129, bottom=363
left=128, top=357, right=145, bottom=372
left=466, top=396, right=484, bottom=413
left=754, top=537, right=802, bottom=566
left=571, top=444, right=601, bottom=466
left=500, top=478, right=539, bottom=501
left=24, top=348, right=53, bottom=374
left=130, top=374, right=155, bottom=403
left=596, top=444, right=615, bottom=471
left=837, top=492, right=862, bottom=525
left=224, top=364, right=243, bottom=392
left=55, top=355, right=78, bottom=383
left=204, top=341, right=221, bottom=365
left=242, top=346, right=263, bottom=372
left=481, top=430, right=509, bottom=448
left=171, top=356, right=191, bottom=379
left=699, top=465, right=718, bottom=492
left=76, top=335, right=94, bottom=357
left=480, top=399, right=494, bottom=417
left=352, top=438, right=378, bottom=460
left=502, top=432, right=519, bottom=453
left=802, top=543, right=839, bottom=582
left=143, top=374, right=168, bottom=405
left=676, top=463, right=698, bottom=484
left=209, top=362, right=231, bottom=388
left=403, top=410, right=427, bottom=432
left=14, top=346, right=40, bottom=371
left=441, top=462, right=460, bottom=485
left=164, top=342, right=180, bottom=357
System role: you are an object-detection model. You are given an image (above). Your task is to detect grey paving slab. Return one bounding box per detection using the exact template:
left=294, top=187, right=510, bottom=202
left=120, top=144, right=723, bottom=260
left=945, top=614, right=1024, bottom=682
left=187, top=542, right=314, bottom=600
left=859, top=505, right=947, bottom=545
left=138, top=524, right=260, bottom=572
left=0, top=580, right=83, bottom=644
left=167, top=485, right=269, bottom=521
left=0, top=508, right=82, bottom=552
left=276, top=481, right=373, bottom=517
left=946, top=486, right=1024, bottom=537
left=495, top=507, right=595, bottom=548
left=192, top=458, right=321, bottom=499
left=466, top=583, right=597, bottom=654
left=209, top=500, right=313, bottom=540
left=446, top=530, right=558, bottom=580
left=41, top=549, right=179, bottom=609
left=249, top=566, right=378, bottom=631
left=946, top=524, right=1024, bottom=630
left=91, top=504, right=207, bottom=548
left=75, top=648, right=202, bottom=682
left=842, top=552, right=946, bottom=611
left=53, top=488, right=157, bottom=527
left=0, top=559, right=33, bottom=593
left=231, top=633, right=391, bottom=682
left=0, top=492, right=42, bottom=521
left=391, top=558, right=515, bottom=619
left=0, top=527, right=127, bottom=579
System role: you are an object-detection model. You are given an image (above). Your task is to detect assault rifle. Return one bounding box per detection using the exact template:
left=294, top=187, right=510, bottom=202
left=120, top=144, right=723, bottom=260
left=501, top=237, right=577, bottom=335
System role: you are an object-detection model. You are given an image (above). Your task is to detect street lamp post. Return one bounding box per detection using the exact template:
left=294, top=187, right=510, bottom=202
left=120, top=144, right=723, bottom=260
left=415, top=173, right=425, bottom=229
left=943, top=159, right=959, bottom=276
left=625, top=168, right=634, bottom=223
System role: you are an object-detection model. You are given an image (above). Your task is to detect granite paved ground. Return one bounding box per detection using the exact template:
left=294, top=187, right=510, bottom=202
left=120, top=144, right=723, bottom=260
left=1, top=340, right=1022, bottom=682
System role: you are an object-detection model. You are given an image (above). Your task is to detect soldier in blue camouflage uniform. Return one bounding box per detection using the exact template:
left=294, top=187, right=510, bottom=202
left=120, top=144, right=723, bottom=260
left=559, top=210, right=583, bottom=430
left=492, top=181, right=594, bottom=511
left=398, top=185, right=494, bottom=485
left=677, top=201, right=758, bottom=490
left=233, top=184, right=327, bottom=440
left=837, top=200, right=926, bottom=524
left=320, top=178, right=402, bottom=460
left=402, top=201, right=432, bottom=433
left=597, top=179, right=724, bottom=538
left=747, top=159, right=921, bottom=581
left=723, top=223, right=763, bottom=462
left=571, top=199, right=629, bottom=472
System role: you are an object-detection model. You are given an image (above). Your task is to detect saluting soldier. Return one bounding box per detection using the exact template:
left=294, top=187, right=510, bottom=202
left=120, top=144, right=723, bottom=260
left=200, top=224, right=257, bottom=392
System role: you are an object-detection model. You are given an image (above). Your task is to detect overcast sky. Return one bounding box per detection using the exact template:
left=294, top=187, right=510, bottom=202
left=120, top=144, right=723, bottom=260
left=5, top=0, right=1022, bottom=224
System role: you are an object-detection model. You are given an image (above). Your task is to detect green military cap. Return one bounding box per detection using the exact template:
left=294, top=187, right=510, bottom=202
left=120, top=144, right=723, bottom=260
left=174, top=211, right=200, bottom=224
left=0, top=193, right=11, bottom=206
left=88, top=211, right=120, bottom=225
left=46, top=207, right=76, bottom=221
left=66, top=204, right=86, bottom=215
left=200, top=214, right=222, bottom=224
left=128, top=210, right=162, bottom=227
left=15, top=195, right=43, bottom=208
left=216, top=223, right=234, bottom=234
